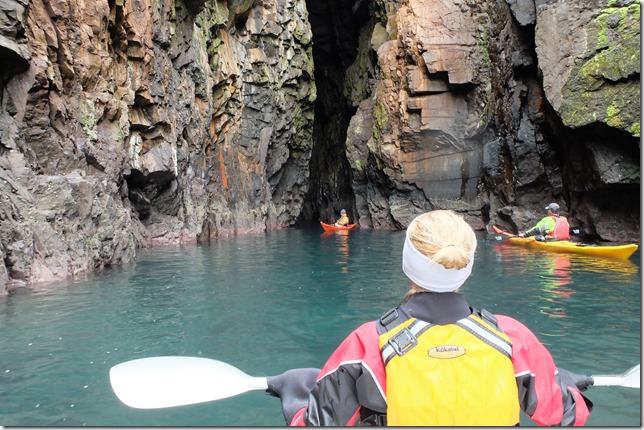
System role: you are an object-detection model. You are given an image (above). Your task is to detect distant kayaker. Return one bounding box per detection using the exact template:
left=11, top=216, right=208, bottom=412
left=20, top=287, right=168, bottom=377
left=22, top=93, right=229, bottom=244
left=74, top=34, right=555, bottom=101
left=267, top=210, right=592, bottom=426
left=521, top=202, right=571, bottom=241
left=334, top=209, right=349, bottom=227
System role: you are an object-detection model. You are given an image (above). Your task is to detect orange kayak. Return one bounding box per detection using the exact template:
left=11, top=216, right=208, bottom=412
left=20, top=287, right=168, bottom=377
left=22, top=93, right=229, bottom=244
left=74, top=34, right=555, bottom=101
left=320, top=221, right=357, bottom=232
left=492, top=226, right=638, bottom=259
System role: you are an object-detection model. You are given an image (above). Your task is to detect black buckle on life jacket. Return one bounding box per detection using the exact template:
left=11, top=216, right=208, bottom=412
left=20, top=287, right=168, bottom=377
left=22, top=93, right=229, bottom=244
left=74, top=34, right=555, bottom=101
left=387, top=327, right=418, bottom=356
left=378, top=306, right=413, bottom=335
left=479, top=308, right=499, bottom=329
left=380, top=307, right=399, bottom=327
left=359, top=413, right=387, bottom=426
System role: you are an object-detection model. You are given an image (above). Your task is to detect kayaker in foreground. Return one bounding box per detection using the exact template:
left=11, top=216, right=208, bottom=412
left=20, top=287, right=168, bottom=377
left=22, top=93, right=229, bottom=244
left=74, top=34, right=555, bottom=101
left=267, top=210, right=592, bottom=426
left=521, top=202, right=570, bottom=241
left=334, top=209, right=349, bottom=227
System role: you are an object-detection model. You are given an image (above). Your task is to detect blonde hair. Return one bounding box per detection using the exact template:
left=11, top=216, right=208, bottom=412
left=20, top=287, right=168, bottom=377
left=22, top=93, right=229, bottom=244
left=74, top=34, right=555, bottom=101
left=404, top=210, right=477, bottom=297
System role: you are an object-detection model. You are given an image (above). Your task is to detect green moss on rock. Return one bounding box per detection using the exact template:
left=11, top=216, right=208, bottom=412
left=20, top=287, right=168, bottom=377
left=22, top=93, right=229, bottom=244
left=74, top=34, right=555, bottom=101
left=79, top=99, right=97, bottom=140
left=353, top=159, right=363, bottom=172
left=629, top=121, right=640, bottom=137
left=372, top=101, right=389, bottom=142
left=605, top=101, right=622, bottom=128
left=559, top=3, right=640, bottom=135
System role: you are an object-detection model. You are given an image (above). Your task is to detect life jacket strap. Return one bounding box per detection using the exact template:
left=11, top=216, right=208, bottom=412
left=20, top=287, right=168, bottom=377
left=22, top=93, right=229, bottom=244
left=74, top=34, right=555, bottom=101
left=456, top=312, right=512, bottom=358
left=359, top=410, right=387, bottom=426
left=377, top=306, right=412, bottom=334
left=477, top=307, right=500, bottom=329
left=381, top=319, right=433, bottom=364
left=379, top=306, right=511, bottom=364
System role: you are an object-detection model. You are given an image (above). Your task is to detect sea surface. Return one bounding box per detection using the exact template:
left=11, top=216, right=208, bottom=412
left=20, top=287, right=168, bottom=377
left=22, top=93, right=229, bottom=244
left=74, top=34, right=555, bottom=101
left=0, top=227, right=640, bottom=426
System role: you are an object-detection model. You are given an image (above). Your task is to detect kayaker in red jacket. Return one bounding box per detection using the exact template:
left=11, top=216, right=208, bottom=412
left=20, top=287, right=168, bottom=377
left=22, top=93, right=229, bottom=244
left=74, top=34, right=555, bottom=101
left=521, top=202, right=571, bottom=241
left=267, top=210, right=592, bottom=426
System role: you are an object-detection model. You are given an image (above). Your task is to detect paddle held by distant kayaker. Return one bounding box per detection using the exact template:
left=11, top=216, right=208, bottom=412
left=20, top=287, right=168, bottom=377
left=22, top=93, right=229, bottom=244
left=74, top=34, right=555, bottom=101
left=521, top=202, right=571, bottom=241
left=266, top=210, right=592, bottom=426
left=334, top=209, right=349, bottom=227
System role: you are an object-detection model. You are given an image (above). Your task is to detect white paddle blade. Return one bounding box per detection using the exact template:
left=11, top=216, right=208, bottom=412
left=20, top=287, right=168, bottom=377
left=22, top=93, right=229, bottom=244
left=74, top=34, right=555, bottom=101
left=110, top=356, right=268, bottom=409
left=593, top=364, right=640, bottom=388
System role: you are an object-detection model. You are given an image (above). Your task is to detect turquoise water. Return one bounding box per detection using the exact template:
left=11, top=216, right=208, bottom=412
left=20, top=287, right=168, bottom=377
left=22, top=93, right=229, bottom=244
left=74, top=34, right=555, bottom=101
left=0, top=228, right=640, bottom=426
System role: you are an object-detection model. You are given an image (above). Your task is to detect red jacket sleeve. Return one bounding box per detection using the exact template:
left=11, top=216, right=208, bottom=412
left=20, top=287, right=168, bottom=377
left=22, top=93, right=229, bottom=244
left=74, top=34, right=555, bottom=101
left=289, top=321, right=386, bottom=426
left=496, top=314, right=591, bottom=426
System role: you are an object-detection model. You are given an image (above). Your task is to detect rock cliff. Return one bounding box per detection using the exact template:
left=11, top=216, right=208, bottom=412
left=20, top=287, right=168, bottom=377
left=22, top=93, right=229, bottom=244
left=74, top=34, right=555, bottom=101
left=0, top=0, right=639, bottom=291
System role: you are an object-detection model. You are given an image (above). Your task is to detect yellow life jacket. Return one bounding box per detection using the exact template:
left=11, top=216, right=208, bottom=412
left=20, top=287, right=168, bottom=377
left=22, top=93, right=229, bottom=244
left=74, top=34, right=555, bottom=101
left=378, top=307, right=520, bottom=426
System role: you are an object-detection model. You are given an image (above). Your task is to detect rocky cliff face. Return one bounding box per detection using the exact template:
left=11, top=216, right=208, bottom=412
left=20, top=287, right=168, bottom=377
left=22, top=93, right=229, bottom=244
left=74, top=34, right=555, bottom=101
left=0, top=0, right=316, bottom=290
left=0, top=0, right=639, bottom=291
left=331, top=0, right=639, bottom=236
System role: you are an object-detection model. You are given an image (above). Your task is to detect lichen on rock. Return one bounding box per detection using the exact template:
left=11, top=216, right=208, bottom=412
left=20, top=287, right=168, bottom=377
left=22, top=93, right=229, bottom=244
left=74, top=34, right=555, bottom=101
left=558, top=2, right=640, bottom=135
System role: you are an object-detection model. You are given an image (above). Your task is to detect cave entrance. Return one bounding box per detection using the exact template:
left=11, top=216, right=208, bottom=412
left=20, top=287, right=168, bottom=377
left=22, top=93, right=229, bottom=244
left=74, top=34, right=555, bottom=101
left=300, top=0, right=374, bottom=225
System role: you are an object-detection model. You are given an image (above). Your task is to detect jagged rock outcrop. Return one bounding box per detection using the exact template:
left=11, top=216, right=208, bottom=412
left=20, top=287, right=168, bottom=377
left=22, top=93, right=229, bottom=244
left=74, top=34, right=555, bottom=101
left=346, top=0, right=494, bottom=229
left=337, top=0, right=639, bottom=238
left=0, top=0, right=639, bottom=292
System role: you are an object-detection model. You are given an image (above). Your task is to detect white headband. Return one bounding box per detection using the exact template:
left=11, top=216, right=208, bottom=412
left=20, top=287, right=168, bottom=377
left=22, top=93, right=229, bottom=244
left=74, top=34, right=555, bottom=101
left=402, top=218, right=476, bottom=293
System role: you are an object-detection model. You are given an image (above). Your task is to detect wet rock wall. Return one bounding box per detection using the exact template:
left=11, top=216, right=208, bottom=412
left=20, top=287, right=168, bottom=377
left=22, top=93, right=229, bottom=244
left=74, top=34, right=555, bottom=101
left=0, top=0, right=639, bottom=291
left=0, top=0, right=316, bottom=290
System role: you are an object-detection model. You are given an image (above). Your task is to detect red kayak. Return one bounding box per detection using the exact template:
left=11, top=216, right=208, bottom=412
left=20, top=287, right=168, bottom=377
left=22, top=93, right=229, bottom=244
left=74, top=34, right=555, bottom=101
left=320, top=221, right=357, bottom=232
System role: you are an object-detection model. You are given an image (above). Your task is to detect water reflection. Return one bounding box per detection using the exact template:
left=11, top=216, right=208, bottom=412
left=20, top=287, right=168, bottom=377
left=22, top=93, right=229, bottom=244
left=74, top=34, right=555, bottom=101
left=569, top=254, right=639, bottom=280
left=492, top=241, right=638, bottom=324
left=492, top=244, right=574, bottom=320
left=321, top=230, right=350, bottom=274
left=537, top=254, right=573, bottom=319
